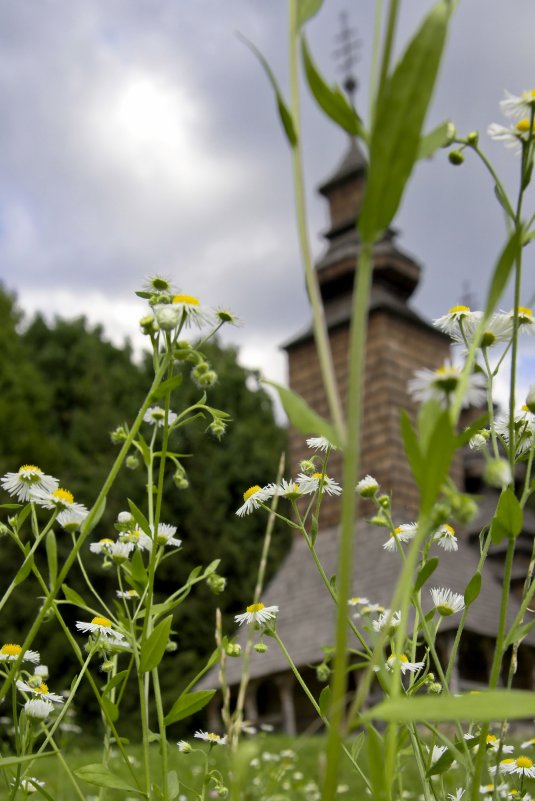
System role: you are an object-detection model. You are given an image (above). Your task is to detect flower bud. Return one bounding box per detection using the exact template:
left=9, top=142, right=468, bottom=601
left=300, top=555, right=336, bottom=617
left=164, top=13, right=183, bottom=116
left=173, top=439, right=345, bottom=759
left=165, top=640, right=178, bottom=653
left=126, top=455, right=139, bottom=471
left=469, top=432, right=488, bottom=450
left=0, top=522, right=9, bottom=537
left=139, top=315, right=156, bottom=335
left=209, top=419, right=227, bottom=440
left=101, top=660, right=114, bottom=673
left=148, top=276, right=172, bottom=292
left=154, top=304, right=180, bottom=331
left=207, top=573, right=227, bottom=595
left=427, top=682, right=442, bottom=695
left=110, top=425, right=128, bottom=444
left=355, top=475, right=379, bottom=498
left=254, top=642, right=268, bottom=654
left=448, top=150, right=464, bottom=165
left=299, top=459, right=316, bottom=474
left=225, top=642, right=242, bottom=658
left=526, top=385, right=535, bottom=414
left=467, top=131, right=479, bottom=145
left=191, top=367, right=218, bottom=388
left=484, top=458, right=513, bottom=489
left=378, top=494, right=390, bottom=509
left=316, top=663, right=331, bottom=682
left=444, top=122, right=456, bottom=145
left=370, top=514, right=389, bottom=527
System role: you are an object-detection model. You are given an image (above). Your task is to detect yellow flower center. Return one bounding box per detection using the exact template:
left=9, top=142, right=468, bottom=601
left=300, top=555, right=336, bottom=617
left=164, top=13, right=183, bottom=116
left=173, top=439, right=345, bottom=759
left=1, top=644, right=22, bottom=656
left=172, top=294, right=200, bottom=306
left=483, top=786, right=494, bottom=793
left=393, top=527, right=402, bottom=537
left=19, top=464, right=42, bottom=476
left=312, top=472, right=324, bottom=480
left=127, top=590, right=138, bottom=597
left=517, top=756, right=533, bottom=769
left=52, top=488, right=74, bottom=504
left=36, top=683, right=49, bottom=695
left=399, top=655, right=409, bottom=663
left=448, top=305, right=470, bottom=314
left=518, top=306, right=533, bottom=318
left=516, top=118, right=533, bottom=133
left=91, top=616, right=112, bottom=628
left=443, top=524, right=455, bottom=535
left=486, top=734, right=497, bottom=744
left=243, top=485, right=261, bottom=502
left=99, top=538, right=114, bottom=544
left=500, top=758, right=515, bottom=766
left=207, top=732, right=221, bottom=742
left=246, top=603, right=265, bottom=614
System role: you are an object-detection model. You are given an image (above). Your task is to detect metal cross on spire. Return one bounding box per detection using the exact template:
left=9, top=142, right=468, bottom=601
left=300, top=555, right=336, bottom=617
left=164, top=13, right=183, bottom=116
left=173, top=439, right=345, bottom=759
left=333, top=11, right=361, bottom=104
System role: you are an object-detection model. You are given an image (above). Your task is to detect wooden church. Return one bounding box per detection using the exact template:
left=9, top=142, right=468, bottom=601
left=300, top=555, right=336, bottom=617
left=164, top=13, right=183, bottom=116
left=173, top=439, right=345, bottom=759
left=202, top=137, right=535, bottom=734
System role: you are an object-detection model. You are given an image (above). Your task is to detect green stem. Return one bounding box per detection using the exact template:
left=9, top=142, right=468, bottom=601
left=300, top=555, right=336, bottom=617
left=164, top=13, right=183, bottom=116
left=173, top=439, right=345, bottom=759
left=288, top=0, right=345, bottom=440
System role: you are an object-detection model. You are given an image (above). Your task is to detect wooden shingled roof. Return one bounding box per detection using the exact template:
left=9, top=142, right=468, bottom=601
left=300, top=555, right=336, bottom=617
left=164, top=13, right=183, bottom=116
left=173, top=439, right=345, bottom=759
left=200, top=517, right=535, bottom=689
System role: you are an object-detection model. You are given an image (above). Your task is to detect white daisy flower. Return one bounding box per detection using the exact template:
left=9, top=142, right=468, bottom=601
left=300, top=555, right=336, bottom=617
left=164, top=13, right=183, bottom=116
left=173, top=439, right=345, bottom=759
left=306, top=436, right=336, bottom=452
left=177, top=740, right=192, bottom=753
left=1, top=465, right=58, bottom=503
left=143, top=406, right=178, bottom=428
left=361, top=603, right=385, bottom=614
left=193, top=730, right=227, bottom=746
left=34, top=665, right=49, bottom=679
left=348, top=596, right=370, bottom=606
left=431, top=744, right=447, bottom=764
left=495, top=408, right=535, bottom=456
left=444, top=311, right=513, bottom=349
left=432, top=523, right=458, bottom=552
left=372, top=609, right=401, bottom=633
left=501, top=756, right=535, bottom=777
left=408, top=363, right=486, bottom=408
left=215, top=308, right=242, bottom=327
left=500, top=89, right=535, bottom=119
left=24, top=698, right=54, bottom=720
left=76, top=616, right=124, bottom=639
left=17, top=680, right=64, bottom=704
left=234, top=602, right=278, bottom=627
left=140, top=523, right=182, bottom=550
left=386, top=654, right=425, bottom=674
left=57, top=506, right=87, bottom=531
left=119, top=528, right=147, bottom=549
left=116, top=589, right=139, bottom=600
left=236, top=484, right=276, bottom=517
left=275, top=479, right=303, bottom=500
left=488, top=119, right=535, bottom=151
left=433, top=305, right=476, bottom=335
left=30, top=487, right=88, bottom=516
left=506, top=306, right=535, bottom=334
left=485, top=734, right=513, bottom=753
left=297, top=472, right=342, bottom=496
left=90, top=538, right=115, bottom=555
left=355, top=475, right=379, bottom=498
left=0, top=644, right=40, bottom=664
left=430, top=587, right=465, bottom=617
left=383, top=523, right=417, bottom=552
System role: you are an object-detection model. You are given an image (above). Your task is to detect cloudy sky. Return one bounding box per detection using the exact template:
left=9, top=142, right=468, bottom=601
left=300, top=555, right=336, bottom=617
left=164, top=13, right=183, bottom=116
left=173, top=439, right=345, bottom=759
left=0, top=1, right=534, bottom=411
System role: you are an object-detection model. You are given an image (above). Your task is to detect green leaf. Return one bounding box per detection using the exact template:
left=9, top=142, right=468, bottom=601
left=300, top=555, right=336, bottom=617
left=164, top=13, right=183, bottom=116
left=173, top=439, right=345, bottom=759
left=366, top=725, right=389, bottom=801
left=164, top=689, right=216, bottom=725
left=417, top=120, right=451, bottom=159
left=495, top=488, right=523, bottom=540
left=263, top=380, right=342, bottom=448
left=301, top=37, right=366, bottom=138
left=62, top=583, right=88, bottom=609
left=127, top=548, right=148, bottom=590
left=0, top=503, right=22, bottom=509
left=101, top=695, right=119, bottom=723
left=168, top=770, right=179, bottom=801
left=204, top=559, right=220, bottom=576
left=80, top=495, right=107, bottom=536
left=297, top=0, right=324, bottom=27
left=319, top=686, right=331, bottom=717
left=484, top=229, right=522, bottom=317
left=359, top=1, right=451, bottom=242
left=150, top=373, right=183, bottom=401
left=14, top=546, right=34, bottom=585
left=504, top=618, right=535, bottom=650
left=102, top=670, right=128, bottom=695
left=400, top=410, right=423, bottom=487
left=238, top=35, right=297, bottom=147
left=127, top=499, right=152, bottom=537
left=140, top=615, right=173, bottom=673
left=75, top=764, right=142, bottom=794
left=365, top=690, right=535, bottom=722
left=494, top=183, right=515, bottom=219
left=420, top=411, right=456, bottom=515
left=464, top=572, right=481, bottom=607
left=414, top=558, right=439, bottom=592
left=46, top=530, right=57, bottom=589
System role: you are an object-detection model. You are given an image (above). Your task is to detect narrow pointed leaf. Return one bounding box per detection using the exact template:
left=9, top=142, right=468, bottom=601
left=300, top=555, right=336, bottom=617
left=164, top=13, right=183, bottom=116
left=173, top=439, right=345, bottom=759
left=464, top=572, right=481, bottom=607
left=150, top=373, right=183, bottom=401
left=46, top=530, right=57, bottom=589
left=414, top=558, right=439, bottom=592
left=504, top=619, right=535, bottom=650
left=140, top=615, right=173, bottom=673
left=302, top=37, right=366, bottom=138
left=127, top=499, right=152, bottom=536
left=263, top=380, right=342, bottom=448
left=319, top=686, right=331, bottom=717
left=297, top=0, right=324, bottom=27
left=359, top=1, right=451, bottom=241
left=484, top=229, right=522, bottom=316
left=365, top=691, right=535, bottom=722
left=417, top=120, right=451, bottom=160
left=238, top=35, right=297, bottom=146
left=164, top=689, right=216, bottom=725
left=495, top=488, right=523, bottom=539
